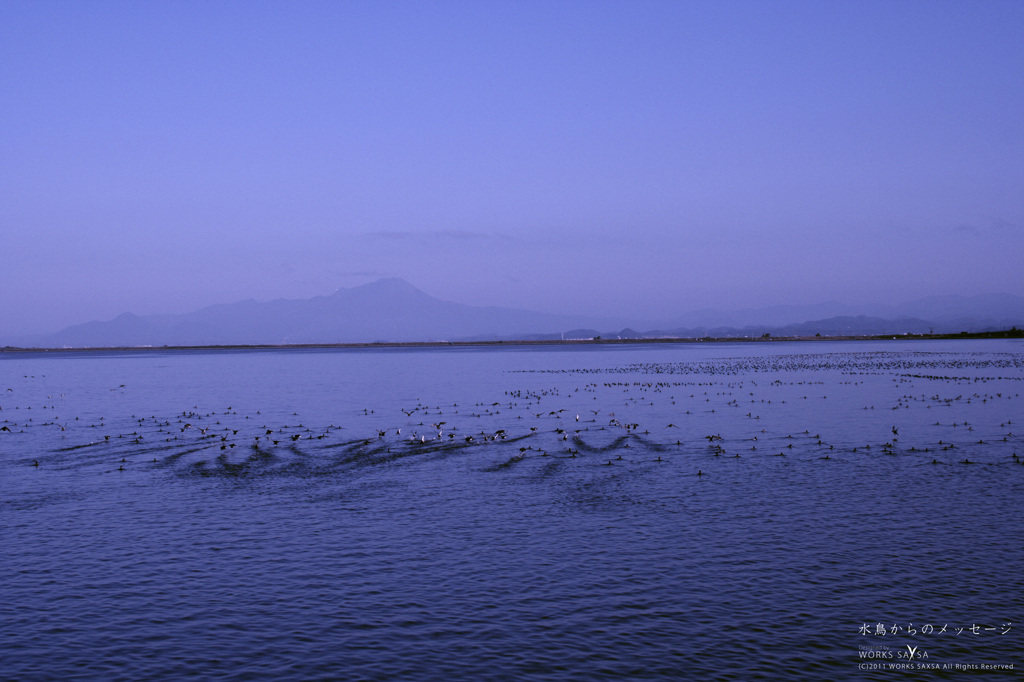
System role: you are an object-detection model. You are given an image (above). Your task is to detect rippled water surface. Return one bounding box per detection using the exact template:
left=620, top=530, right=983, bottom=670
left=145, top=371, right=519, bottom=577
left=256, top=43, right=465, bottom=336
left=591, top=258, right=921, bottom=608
left=3, top=340, right=1023, bottom=680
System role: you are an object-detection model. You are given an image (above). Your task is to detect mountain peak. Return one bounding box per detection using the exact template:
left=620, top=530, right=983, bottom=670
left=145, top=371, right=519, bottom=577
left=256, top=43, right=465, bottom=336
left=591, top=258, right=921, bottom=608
left=332, top=278, right=426, bottom=298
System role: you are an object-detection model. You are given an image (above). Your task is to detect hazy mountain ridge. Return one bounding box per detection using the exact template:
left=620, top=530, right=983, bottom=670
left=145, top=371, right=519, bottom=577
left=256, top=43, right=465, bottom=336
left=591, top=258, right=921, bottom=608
left=10, top=279, right=631, bottom=348
left=657, top=294, right=1024, bottom=329
left=5, top=280, right=1023, bottom=348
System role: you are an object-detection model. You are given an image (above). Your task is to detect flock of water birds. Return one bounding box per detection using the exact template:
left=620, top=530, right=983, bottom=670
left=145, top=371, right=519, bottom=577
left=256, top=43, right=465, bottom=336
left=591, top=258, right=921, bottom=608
left=2, top=349, right=1022, bottom=482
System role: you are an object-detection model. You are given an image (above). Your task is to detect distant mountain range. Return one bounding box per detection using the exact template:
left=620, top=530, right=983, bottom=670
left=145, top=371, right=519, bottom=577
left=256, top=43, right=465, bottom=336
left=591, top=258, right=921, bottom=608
left=5, top=279, right=1024, bottom=348
left=6, top=279, right=629, bottom=347
left=650, top=293, right=1024, bottom=332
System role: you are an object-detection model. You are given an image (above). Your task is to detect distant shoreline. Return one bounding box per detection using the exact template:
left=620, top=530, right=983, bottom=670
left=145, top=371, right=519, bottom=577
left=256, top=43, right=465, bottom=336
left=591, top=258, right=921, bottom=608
left=2, top=329, right=1020, bottom=354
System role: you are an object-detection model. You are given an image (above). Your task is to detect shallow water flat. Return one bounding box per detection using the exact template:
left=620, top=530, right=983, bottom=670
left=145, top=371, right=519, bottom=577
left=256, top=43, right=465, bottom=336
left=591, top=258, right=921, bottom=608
left=2, top=340, right=1023, bottom=680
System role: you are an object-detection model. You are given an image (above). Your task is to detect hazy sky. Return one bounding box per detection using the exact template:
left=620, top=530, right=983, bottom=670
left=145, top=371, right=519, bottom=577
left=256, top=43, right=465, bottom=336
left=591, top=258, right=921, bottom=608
left=2, top=0, right=1022, bottom=335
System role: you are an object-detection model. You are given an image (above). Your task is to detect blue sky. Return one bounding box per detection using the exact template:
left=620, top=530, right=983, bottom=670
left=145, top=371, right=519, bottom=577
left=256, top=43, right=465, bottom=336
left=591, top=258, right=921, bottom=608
left=2, top=0, right=1022, bottom=335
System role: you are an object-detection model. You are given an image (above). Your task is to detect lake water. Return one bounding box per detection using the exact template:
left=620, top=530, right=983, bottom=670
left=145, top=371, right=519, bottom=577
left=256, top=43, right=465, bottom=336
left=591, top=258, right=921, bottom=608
left=2, top=340, right=1022, bottom=680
